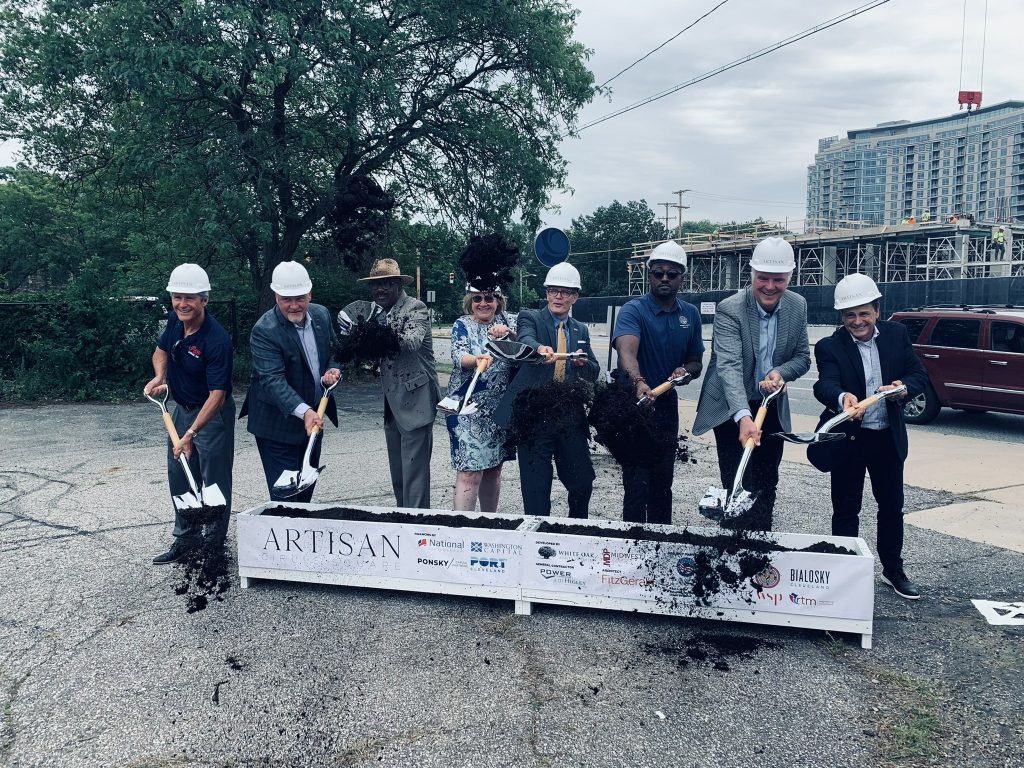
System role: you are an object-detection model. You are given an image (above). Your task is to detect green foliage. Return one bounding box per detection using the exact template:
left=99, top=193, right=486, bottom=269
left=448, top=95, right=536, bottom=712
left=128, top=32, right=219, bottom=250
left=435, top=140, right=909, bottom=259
left=565, top=200, right=665, bottom=296
left=0, top=0, right=596, bottom=311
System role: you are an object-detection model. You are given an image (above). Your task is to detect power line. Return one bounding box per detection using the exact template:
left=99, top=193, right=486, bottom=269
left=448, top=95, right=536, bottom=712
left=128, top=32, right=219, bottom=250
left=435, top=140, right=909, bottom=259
left=577, top=0, right=893, bottom=133
left=597, top=0, right=731, bottom=90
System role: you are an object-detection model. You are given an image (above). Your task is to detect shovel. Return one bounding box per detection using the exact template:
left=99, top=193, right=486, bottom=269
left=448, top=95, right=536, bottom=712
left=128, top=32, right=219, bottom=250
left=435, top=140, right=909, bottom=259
left=272, top=380, right=339, bottom=498
left=775, top=384, right=909, bottom=444
left=485, top=339, right=588, bottom=365
left=698, top=384, right=786, bottom=522
left=636, top=372, right=692, bottom=406
left=146, top=386, right=204, bottom=513
left=437, top=356, right=491, bottom=415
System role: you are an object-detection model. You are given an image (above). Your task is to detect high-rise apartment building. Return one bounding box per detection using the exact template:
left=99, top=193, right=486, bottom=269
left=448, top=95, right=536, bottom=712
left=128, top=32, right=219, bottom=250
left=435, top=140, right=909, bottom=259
left=806, top=100, right=1024, bottom=229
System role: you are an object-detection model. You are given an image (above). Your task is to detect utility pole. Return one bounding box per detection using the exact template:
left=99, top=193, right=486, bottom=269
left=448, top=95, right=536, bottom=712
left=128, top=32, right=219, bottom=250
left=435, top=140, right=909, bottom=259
left=671, top=189, right=690, bottom=240
left=658, top=202, right=673, bottom=237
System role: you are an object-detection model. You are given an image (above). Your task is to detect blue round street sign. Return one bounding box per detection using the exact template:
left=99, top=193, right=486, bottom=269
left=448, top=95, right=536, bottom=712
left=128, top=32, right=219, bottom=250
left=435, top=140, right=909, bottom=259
left=534, top=227, right=571, bottom=267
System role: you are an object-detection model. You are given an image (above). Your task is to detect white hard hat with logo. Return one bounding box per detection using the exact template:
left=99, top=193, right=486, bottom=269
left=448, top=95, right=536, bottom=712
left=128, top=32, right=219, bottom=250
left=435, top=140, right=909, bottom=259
left=543, top=262, right=581, bottom=290
left=270, top=261, right=313, bottom=296
left=833, top=273, right=882, bottom=310
left=749, top=237, right=796, bottom=272
left=647, top=240, right=687, bottom=269
left=166, top=263, right=211, bottom=294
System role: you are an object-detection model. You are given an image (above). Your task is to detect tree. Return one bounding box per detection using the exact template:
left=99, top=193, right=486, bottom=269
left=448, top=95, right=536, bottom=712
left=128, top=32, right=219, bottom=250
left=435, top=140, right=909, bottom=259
left=0, top=0, right=595, bottom=311
left=566, top=200, right=665, bottom=295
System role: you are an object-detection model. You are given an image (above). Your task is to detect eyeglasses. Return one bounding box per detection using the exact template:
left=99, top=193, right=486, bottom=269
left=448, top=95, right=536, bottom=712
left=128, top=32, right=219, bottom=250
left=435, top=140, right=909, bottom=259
left=171, top=338, right=184, bottom=364
left=546, top=288, right=578, bottom=298
left=471, top=294, right=497, bottom=304
left=651, top=269, right=681, bottom=280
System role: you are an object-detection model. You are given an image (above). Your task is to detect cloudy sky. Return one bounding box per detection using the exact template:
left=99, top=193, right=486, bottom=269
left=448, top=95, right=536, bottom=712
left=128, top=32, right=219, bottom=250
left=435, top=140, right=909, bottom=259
left=2, top=0, right=1020, bottom=236
left=544, top=0, right=1024, bottom=233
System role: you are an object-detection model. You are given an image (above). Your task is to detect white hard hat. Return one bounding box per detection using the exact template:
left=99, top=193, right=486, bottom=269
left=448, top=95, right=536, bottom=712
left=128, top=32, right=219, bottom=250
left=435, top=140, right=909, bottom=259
left=166, top=263, right=211, bottom=294
left=749, top=237, right=795, bottom=273
left=833, top=273, right=882, bottom=310
left=270, top=261, right=313, bottom=297
left=647, top=241, right=687, bottom=270
left=543, top=262, right=581, bottom=290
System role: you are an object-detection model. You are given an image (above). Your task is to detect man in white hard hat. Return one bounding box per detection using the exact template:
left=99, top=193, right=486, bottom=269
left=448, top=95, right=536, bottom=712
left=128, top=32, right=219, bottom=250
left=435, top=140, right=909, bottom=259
left=338, top=258, right=439, bottom=509
left=612, top=241, right=704, bottom=524
left=240, top=261, right=341, bottom=502
left=810, top=274, right=930, bottom=599
left=693, top=236, right=811, bottom=531
left=144, top=264, right=235, bottom=564
left=493, top=261, right=600, bottom=518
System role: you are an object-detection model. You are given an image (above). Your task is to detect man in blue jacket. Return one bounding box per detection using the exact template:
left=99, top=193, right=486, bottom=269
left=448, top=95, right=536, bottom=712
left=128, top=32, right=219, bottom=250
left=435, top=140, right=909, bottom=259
left=240, top=261, right=341, bottom=503
left=812, top=274, right=930, bottom=599
left=494, top=262, right=600, bottom=518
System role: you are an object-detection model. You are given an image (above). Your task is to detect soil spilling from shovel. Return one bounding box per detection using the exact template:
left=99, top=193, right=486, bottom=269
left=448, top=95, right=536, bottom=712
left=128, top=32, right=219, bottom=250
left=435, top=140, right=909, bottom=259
left=508, top=379, right=593, bottom=446
left=458, top=234, right=518, bottom=292
left=173, top=520, right=232, bottom=614
left=264, top=504, right=524, bottom=530
left=334, top=316, right=401, bottom=374
left=588, top=383, right=673, bottom=465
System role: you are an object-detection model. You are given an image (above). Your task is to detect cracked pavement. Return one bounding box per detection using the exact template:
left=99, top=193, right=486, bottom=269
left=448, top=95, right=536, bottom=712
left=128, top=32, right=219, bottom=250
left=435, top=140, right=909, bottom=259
left=1, top=384, right=1022, bottom=767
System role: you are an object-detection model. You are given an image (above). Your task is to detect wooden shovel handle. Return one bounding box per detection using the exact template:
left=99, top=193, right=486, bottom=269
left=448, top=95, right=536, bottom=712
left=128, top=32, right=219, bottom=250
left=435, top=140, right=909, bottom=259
left=743, top=404, right=770, bottom=451
left=477, top=356, right=492, bottom=373
left=308, top=392, right=332, bottom=437
left=161, top=413, right=182, bottom=448
left=648, top=379, right=676, bottom=399
left=843, top=391, right=884, bottom=418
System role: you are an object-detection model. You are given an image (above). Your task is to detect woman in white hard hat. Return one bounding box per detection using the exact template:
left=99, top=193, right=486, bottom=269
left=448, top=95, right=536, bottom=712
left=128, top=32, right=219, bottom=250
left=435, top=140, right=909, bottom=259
left=445, top=285, right=518, bottom=511
left=810, top=274, right=930, bottom=599
left=144, top=263, right=235, bottom=564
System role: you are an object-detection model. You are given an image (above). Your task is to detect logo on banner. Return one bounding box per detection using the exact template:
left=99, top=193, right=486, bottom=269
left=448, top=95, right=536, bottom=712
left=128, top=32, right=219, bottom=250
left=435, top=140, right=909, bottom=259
left=752, top=565, right=781, bottom=589
left=416, top=535, right=464, bottom=550
left=535, top=544, right=596, bottom=562
left=472, top=541, right=523, bottom=556
left=789, top=568, right=831, bottom=589
left=471, top=541, right=483, bottom=552
left=537, top=545, right=556, bottom=559
left=788, top=592, right=834, bottom=607
left=601, top=547, right=646, bottom=564
left=600, top=574, right=654, bottom=588
left=416, top=557, right=450, bottom=567
left=676, top=556, right=697, bottom=579
left=469, top=557, right=507, bottom=572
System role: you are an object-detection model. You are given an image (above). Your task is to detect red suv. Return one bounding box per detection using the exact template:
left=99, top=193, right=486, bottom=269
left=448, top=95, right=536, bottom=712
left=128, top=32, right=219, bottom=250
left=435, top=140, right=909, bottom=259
left=889, top=305, right=1024, bottom=424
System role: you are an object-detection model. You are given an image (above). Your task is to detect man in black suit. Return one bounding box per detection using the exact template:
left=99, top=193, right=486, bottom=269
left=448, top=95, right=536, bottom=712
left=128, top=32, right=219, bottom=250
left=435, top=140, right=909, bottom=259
left=493, top=262, right=600, bottom=518
left=812, top=274, right=930, bottom=599
left=240, top=261, right=341, bottom=503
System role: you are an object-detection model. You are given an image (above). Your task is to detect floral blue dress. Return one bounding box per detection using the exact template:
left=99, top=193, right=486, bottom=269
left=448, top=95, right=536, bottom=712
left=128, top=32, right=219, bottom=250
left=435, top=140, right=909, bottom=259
left=446, top=312, right=518, bottom=471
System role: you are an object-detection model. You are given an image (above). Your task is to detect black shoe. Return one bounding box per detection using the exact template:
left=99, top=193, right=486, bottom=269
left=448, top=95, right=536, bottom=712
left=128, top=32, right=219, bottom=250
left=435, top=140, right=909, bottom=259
left=881, top=569, right=921, bottom=600
left=152, top=543, right=194, bottom=565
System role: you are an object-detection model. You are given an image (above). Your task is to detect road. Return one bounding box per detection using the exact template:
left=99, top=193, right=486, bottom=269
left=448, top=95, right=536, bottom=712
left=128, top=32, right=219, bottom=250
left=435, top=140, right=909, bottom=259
left=433, top=324, right=1024, bottom=442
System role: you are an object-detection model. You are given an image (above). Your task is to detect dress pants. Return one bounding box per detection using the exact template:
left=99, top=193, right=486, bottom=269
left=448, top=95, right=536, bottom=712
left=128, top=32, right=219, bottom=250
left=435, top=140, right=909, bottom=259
left=518, top=422, right=594, bottom=518
left=622, top=395, right=679, bottom=525
left=712, top=399, right=785, bottom=531
left=168, top=398, right=235, bottom=546
left=384, top=399, right=433, bottom=509
left=256, top=432, right=324, bottom=505
left=830, top=427, right=905, bottom=571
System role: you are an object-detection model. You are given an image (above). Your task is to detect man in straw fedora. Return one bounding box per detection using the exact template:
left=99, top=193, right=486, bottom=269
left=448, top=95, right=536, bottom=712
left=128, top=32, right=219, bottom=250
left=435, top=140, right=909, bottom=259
left=339, top=258, right=439, bottom=508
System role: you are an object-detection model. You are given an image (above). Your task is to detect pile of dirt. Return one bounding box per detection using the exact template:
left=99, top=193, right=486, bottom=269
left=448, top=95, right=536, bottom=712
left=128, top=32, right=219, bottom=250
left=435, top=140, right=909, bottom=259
left=263, top=504, right=524, bottom=530
left=508, top=379, right=593, bottom=446
left=334, top=316, right=400, bottom=374
left=588, top=382, right=672, bottom=465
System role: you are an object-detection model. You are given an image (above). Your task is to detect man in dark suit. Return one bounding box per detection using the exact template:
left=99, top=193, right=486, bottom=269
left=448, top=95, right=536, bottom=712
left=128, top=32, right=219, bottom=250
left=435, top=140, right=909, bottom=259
left=693, top=237, right=811, bottom=531
left=494, top=262, right=600, bottom=518
left=812, top=273, right=930, bottom=599
left=339, top=258, right=439, bottom=509
left=240, top=261, right=341, bottom=503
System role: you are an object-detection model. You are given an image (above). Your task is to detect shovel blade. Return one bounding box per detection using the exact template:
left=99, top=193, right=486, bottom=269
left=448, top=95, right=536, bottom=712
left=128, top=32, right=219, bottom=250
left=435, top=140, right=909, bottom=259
left=457, top=401, right=480, bottom=416
left=773, top=431, right=846, bottom=445
left=437, top=396, right=461, bottom=413
left=698, top=486, right=728, bottom=521
left=172, top=491, right=203, bottom=511
left=272, top=469, right=301, bottom=493
left=201, top=483, right=227, bottom=507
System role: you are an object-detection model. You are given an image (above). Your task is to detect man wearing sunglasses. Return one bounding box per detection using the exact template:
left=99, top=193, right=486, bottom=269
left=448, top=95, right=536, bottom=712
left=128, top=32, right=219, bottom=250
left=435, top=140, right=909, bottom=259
left=612, top=240, right=704, bottom=525
left=693, top=237, right=810, bottom=531
left=494, top=261, right=600, bottom=518
left=144, top=263, right=234, bottom=564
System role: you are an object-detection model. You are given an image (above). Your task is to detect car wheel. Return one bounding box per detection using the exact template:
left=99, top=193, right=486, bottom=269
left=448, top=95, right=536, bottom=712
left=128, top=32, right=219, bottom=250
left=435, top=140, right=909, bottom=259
left=903, top=383, right=940, bottom=424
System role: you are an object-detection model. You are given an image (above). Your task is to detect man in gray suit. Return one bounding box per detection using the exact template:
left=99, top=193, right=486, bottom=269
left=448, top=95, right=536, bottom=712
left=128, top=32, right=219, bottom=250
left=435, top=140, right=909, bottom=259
left=693, top=237, right=810, bottom=531
left=240, top=261, right=341, bottom=503
left=493, top=262, right=601, bottom=518
left=339, top=259, right=439, bottom=509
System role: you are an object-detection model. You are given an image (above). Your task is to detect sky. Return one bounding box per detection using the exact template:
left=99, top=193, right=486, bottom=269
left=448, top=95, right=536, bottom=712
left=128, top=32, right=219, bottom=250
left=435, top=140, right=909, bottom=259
left=543, top=0, right=1024, bottom=233
left=2, top=0, right=1021, bottom=236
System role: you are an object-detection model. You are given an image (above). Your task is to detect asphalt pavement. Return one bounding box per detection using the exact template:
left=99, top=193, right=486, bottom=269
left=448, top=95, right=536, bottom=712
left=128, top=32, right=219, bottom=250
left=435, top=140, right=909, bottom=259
left=1, top=377, right=1022, bottom=768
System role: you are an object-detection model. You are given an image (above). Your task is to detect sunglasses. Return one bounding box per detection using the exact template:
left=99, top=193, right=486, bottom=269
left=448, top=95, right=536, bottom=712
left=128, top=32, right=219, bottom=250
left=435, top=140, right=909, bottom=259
left=471, top=294, right=497, bottom=304
left=651, top=269, right=681, bottom=280
left=171, top=338, right=184, bottom=364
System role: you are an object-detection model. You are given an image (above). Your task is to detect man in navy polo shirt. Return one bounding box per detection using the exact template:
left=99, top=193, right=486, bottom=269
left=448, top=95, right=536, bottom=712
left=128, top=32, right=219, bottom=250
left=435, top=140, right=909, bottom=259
left=144, top=263, right=235, bottom=564
left=612, top=241, right=704, bottom=525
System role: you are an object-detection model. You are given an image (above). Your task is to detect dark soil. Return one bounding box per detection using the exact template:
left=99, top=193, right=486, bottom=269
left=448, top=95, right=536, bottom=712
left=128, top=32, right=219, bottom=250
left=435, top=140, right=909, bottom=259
left=674, top=435, right=696, bottom=464
left=173, top=534, right=232, bottom=614
left=334, top=316, right=401, bottom=373
left=534, top=520, right=854, bottom=556
left=508, top=379, right=593, bottom=446
left=457, top=234, right=519, bottom=292
left=263, top=504, right=524, bottom=530
left=588, top=382, right=672, bottom=466
left=646, top=632, right=777, bottom=672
